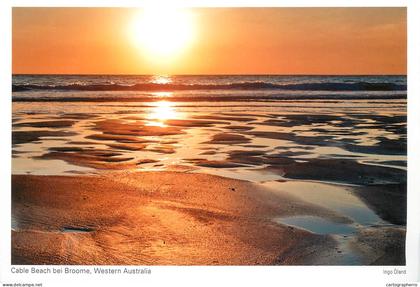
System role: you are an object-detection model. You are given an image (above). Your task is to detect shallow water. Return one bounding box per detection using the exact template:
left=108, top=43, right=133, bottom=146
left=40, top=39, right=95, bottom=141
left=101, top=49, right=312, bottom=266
left=268, top=180, right=398, bottom=265
left=264, top=181, right=384, bottom=225
left=12, top=100, right=406, bottom=178
left=274, top=216, right=357, bottom=235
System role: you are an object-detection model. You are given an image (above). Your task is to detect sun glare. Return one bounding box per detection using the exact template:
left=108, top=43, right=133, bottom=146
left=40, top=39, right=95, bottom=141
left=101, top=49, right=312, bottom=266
left=147, top=101, right=178, bottom=126
left=151, top=75, right=172, bottom=84
left=130, top=8, right=195, bottom=60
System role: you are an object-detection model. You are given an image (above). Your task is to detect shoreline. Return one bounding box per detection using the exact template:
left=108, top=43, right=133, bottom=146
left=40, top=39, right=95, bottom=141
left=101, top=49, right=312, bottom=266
left=12, top=170, right=405, bottom=265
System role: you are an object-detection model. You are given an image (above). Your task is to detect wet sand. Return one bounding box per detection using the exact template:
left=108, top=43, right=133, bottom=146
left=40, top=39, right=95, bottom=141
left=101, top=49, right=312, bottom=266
left=11, top=100, right=407, bottom=265
left=12, top=171, right=404, bottom=265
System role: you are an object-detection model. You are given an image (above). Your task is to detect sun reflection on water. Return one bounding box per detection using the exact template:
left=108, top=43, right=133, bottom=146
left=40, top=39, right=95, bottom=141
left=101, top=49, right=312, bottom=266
left=151, top=92, right=172, bottom=98
left=151, top=75, right=172, bottom=85
left=146, top=100, right=178, bottom=127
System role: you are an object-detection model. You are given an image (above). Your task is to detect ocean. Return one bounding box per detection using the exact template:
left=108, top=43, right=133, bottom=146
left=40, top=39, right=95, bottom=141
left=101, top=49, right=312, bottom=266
left=12, top=75, right=406, bottom=102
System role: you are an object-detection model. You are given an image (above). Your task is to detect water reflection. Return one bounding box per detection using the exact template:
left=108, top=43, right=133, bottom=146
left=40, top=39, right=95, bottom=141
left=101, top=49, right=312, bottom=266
left=263, top=180, right=383, bottom=225
left=151, top=92, right=172, bottom=98
left=151, top=75, right=172, bottom=84
left=274, top=216, right=356, bottom=235
left=146, top=100, right=178, bottom=126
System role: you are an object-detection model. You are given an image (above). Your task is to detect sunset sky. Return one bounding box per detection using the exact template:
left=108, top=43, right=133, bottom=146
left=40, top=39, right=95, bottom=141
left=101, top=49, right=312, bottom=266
left=12, top=7, right=406, bottom=75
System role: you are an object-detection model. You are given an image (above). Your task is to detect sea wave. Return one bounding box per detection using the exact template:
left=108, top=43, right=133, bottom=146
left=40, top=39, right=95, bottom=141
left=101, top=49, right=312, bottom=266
left=12, top=93, right=407, bottom=102
left=12, top=81, right=407, bottom=92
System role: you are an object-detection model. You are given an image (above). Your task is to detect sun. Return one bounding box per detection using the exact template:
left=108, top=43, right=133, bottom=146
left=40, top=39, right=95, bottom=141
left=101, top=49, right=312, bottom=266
left=130, top=8, right=195, bottom=60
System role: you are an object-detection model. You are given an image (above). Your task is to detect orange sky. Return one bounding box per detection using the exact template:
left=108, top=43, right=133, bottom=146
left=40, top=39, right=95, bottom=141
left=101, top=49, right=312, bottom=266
left=12, top=7, right=406, bottom=75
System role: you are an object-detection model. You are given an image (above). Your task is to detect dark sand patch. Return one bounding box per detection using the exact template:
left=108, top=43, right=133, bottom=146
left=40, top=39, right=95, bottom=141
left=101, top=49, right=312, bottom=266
left=193, top=115, right=256, bottom=122
left=114, top=110, right=143, bottom=115
left=12, top=130, right=78, bottom=146
left=258, top=119, right=300, bottom=128
left=12, top=150, right=28, bottom=158
left=60, top=113, right=98, bottom=120
left=247, top=130, right=406, bottom=156
left=146, top=146, right=176, bottom=154
left=269, top=159, right=406, bottom=186
left=344, top=137, right=406, bottom=155
left=374, top=160, right=406, bottom=167
left=229, top=150, right=267, bottom=157
left=287, top=114, right=340, bottom=121
left=48, top=147, right=87, bottom=152
left=186, top=158, right=248, bottom=168
left=223, top=125, right=255, bottom=131
left=219, top=112, right=264, bottom=118
left=67, top=141, right=102, bottom=145
left=160, top=140, right=178, bottom=145
left=225, top=150, right=302, bottom=167
left=94, top=119, right=184, bottom=137
left=350, top=114, right=406, bottom=125
left=336, top=114, right=406, bottom=131
left=259, top=114, right=347, bottom=129
left=47, top=147, right=120, bottom=157
left=276, top=146, right=316, bottom=151
left=243, top=145, right=269, bottom=148
left=205, top=133, right=251, bottom=144
left=136, top=159, right=159, bottom=165
left=226, top=150, right=268, bottom=165
left=37, top=149, right=136, bottom=170
left=260, top=114, right=405, bottom=131
left=262, top=154, right=297, bottom=166
left=121, top=116, right=146, bottom=121
left=324, top=154, right=361, bottom=158
left=107, top=143, right=147, bottom=151
left=165, top=119, right=229, bottom=127
left=102, top=157, right=135, bottom=163
left=282, top=114, right=343, bottom=124
left=86, top=133, right=154, bottom=144
left=350, top=226, right=405, bottom=265
left=309, top=128, right=367, bottom=137
left=274, top=151, right=312, bottom=157
left=383, top=125, right=406, bottom=136
left=247, top=131, right=333, bottom=146
left=199, top=150, right=217, bottom=155
left=14, top=120, right=77, bottom=128
left=353, top=184, right=406, bottom=225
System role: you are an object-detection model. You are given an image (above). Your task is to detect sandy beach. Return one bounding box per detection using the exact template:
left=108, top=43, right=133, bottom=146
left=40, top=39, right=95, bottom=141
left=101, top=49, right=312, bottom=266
left=12, top=171, right=404, bottom=265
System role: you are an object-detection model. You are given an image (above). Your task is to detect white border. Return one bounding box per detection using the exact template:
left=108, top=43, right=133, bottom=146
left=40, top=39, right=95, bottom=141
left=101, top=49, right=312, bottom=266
left=2, top=1, right=419, bottom=287
left=406, top=0, right=420, bottom=282
left=0, top=1, right=12, bottom=286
